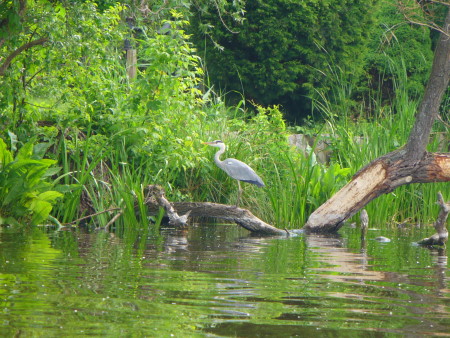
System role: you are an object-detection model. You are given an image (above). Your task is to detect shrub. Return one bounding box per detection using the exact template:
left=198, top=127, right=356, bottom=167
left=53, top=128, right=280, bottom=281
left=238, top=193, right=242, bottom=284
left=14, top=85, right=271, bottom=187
left=0, top=136, right=63, bottom=226
left=189, top=0, right=377, bottom=121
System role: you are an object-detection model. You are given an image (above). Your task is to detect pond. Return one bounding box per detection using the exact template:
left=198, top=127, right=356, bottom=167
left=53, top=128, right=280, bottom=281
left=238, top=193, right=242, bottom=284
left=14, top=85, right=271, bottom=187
left=0, top=222, right=448, bottom=337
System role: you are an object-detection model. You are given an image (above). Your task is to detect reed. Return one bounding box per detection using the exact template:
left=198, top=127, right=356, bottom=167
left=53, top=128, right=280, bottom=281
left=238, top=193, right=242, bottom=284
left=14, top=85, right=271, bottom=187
left=310, top=57, right=447, bottom=226
left=36, top=55, right=445, bottom=231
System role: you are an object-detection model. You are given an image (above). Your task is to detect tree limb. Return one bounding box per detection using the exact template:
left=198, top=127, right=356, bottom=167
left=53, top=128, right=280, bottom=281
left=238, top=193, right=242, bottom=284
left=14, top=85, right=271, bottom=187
left=418, top=192, right=449, bottom=246
left=304, top=151, right=450, bottom=233
left=0, top=37, right=48, bottom=76
left=145, top=185, right=191, bottom=227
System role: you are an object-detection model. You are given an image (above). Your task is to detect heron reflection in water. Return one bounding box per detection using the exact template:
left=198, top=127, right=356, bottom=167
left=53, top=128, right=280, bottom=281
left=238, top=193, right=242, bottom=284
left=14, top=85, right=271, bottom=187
left=203, top=140, right=265, bottom=207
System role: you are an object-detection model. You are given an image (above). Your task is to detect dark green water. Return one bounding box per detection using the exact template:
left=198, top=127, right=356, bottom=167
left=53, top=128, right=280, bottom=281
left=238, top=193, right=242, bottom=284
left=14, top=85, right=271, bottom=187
left=0, top=223, right=448, bottom=337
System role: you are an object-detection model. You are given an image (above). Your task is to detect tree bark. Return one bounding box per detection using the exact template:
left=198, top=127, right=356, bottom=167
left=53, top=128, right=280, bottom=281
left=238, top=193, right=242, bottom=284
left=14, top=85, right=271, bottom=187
left=304, top=8, right=450, bottom=233
left=145, top=185, right=191, bottom=227
left=418, top=192, right=449, bottom=246
left=405, top=9, right=450, bottom=162
left=144, top=186, right=286, bottom=235
left=304, top=151, right=450, bottom=232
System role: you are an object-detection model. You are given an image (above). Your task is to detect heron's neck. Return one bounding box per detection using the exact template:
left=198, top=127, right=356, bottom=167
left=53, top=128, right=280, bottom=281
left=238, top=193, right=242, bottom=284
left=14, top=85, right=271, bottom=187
left=214, top=144, right=226, bottom=166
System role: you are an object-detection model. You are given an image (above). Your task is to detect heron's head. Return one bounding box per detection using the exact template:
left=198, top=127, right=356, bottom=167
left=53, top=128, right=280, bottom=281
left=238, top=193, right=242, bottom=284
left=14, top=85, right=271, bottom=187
left=203, top=140, right=224, bottom=148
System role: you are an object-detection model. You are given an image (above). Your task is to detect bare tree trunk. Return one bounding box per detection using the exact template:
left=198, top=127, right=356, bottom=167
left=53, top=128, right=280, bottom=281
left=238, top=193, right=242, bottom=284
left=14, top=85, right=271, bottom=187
left=405, top=9, right=450, bottom=162
left=304, top=8, right=450, bottom=233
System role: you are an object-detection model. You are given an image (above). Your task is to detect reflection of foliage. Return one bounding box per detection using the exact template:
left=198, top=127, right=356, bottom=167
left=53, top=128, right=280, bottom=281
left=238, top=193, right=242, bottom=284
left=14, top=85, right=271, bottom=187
left=0, top=223, right=447, bottom=336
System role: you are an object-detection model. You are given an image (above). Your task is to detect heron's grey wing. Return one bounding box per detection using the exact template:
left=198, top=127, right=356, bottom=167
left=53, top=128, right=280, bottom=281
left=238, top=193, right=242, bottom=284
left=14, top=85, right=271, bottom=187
left=222, top=158, right=265, bottom=187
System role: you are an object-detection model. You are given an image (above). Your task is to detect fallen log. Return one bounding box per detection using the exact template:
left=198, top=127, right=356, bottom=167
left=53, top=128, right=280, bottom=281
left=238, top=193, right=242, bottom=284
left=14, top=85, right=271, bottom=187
left=145, top=185, right=285, bottom=235
left=304, top=151, right=450, bottom=233
left=145, top=185, right=191, bottom=227
left=304, top=9, right=450, bottom=233
left=418, top=192, right=449, bottom=246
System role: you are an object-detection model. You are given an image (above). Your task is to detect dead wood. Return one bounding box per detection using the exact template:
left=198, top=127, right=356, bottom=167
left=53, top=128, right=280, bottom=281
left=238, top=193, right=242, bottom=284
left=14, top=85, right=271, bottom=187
left=304, top=151, right=450, bottom=233
left=304, top=8, right=450, bottom=233
left=418, top=192, right=449, bottom=246
left=145, top=185, right=191, bottom=227
left=145, top=185, right=285, bottom=235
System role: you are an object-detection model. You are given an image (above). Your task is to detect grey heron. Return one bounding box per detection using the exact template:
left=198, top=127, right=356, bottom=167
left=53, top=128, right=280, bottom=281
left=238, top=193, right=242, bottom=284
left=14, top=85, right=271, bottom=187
left=203, top=140, right=265, bottom=206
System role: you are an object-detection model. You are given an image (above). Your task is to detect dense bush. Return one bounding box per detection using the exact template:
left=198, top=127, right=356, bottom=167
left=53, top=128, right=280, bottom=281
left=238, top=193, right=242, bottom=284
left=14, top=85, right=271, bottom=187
left=365, top=0, right=434, bottom=106
left=189, top=0, right=437, bottom=121
left=189, top=0, right=378, bottom=121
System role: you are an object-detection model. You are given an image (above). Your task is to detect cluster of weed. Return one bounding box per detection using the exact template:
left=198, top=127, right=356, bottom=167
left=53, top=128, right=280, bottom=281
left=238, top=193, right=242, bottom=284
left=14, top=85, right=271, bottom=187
left=0, top=1, right=446, bottom=230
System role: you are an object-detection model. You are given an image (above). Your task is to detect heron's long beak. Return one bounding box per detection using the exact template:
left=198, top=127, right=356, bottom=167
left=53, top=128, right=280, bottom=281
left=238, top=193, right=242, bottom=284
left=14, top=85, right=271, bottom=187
left=202, top=141, right=213, bottom=145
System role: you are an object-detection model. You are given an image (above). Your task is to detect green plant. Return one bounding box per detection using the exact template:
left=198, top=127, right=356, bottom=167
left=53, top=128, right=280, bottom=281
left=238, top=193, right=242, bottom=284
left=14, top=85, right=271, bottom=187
left=189, top=0, right=378, bottom=121
left=267, top=148, right=351, bottom=228
left=310, top=56, right=446, bottom=226
left=0, top=136, right=64, bottom=226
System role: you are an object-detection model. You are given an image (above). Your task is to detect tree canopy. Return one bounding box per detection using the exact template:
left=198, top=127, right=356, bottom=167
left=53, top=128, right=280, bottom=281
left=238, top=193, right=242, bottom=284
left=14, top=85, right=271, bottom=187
left=188, top=0, right=440, bottom=121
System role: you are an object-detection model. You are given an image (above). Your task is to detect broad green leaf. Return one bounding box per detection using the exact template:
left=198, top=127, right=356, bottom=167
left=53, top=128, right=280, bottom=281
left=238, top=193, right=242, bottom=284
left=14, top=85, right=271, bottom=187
left=0, top=138, right=13, bottom=166
left=33, top=143, right=52, bottom=160
left=37, top=191, right=63, bottom=203
left=16, top=142, right=34, bottom=161
left=28, top=200, right=52, bottom=226
left=43, top=167, right=62, bottom=178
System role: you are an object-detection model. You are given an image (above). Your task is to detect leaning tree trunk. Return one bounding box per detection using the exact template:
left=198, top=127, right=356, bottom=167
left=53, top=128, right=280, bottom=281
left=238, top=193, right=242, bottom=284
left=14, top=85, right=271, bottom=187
left=304, top=8, right=450, bottom=233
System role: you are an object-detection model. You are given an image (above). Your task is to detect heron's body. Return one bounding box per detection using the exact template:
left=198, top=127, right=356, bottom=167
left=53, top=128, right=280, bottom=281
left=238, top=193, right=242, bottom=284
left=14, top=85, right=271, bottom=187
left=204, top=140, right=265, bottom=206
left=219, top=158, right=265, bottom=186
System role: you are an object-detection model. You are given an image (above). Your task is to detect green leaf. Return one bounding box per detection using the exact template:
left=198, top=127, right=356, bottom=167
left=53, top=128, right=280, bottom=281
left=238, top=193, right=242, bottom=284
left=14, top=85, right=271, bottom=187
left=37, top=191, right=63, bottom=203
left=43, top=166, right=62, bottom=178
left=27, top=191, right=63, bottom=225
left=28, top=200, right=52, bottom=226
left=7, top=131, right=18, bottom=153
left=33, top=143, right=52, bottom=160
left=0, top=138, right=13, bottom=166
left=54, top=184, right=82, bottom=194
left=16, top=142, right=34, bottom=161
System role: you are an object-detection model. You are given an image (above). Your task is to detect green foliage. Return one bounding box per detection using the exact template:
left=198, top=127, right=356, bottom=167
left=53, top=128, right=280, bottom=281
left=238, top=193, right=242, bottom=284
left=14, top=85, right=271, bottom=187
left=312, top=60, right=448, bottom=226
left=188, top=0, right=438, bottom=122
left=267, top=149, right=351, bottom=228
left=365, top=0, right=433, bottom=104
left=0, top=0, right=445, bottom=231
left=0, top=135, right=63, bottom=226
left=0, top=0, right=127, bottom=139
left=189, top=0, right=378, bottom=121
left=0, top=1, right=210, bottom=221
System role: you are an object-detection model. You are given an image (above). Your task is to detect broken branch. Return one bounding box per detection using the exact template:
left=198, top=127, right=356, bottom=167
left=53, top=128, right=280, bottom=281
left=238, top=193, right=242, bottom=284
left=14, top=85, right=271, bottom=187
left=418, top=192, right=449, bottom=246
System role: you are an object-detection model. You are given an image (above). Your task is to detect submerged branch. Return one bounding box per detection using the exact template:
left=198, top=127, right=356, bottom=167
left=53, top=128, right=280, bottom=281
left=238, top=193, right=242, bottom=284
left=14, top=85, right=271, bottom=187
left=418, top=192, right=449, bottom=246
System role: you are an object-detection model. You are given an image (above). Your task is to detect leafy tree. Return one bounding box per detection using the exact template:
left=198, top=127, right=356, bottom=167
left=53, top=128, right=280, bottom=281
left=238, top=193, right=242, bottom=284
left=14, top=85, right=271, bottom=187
left=189, top=0, right=378, bottom=121
left=0, top=0, right=127, bottom=137
left=365, top=0, right=434, bottom=105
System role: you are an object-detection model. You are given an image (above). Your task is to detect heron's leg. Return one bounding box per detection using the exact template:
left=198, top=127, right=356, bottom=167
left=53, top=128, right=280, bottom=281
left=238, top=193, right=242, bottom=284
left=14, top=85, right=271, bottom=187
left=235, top=180, right=242, bottom=207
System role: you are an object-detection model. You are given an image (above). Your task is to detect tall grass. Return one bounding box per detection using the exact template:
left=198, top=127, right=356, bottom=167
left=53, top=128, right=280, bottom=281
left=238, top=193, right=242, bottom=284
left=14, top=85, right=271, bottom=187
left=310, top=57, right=448, bottom=227
left=32, top=54, right=446, bottom=232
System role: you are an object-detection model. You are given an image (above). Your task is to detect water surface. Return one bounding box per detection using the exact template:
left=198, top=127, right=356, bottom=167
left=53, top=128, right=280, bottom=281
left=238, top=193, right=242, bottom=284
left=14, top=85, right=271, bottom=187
left=0, top=223, right=448, bottom=336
